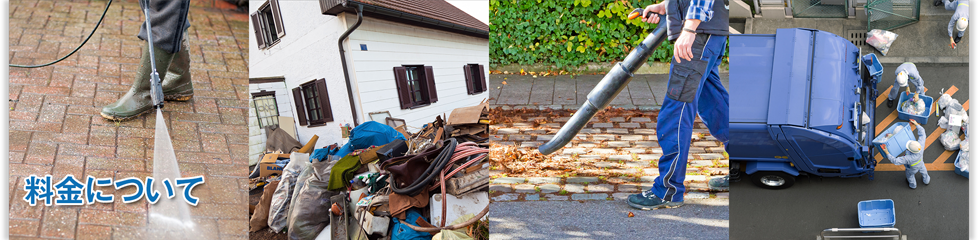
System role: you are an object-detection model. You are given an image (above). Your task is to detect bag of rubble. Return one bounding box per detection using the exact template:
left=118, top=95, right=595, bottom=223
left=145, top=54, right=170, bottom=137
left=866, top=29, right=899, bottom=56
left=287, top=162, right=339, bottom=240
left=268, top=153, right=310, bottom=232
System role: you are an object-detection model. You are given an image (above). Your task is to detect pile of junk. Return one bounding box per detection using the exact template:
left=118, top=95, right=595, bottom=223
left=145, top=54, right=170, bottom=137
left=248, top=103, right=493, bottom=240
left=935, top=92, right=970, bottom=178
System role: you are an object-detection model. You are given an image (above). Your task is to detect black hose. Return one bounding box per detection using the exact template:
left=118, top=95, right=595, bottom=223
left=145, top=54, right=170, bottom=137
left=391, top=138, right=457, bottom=195
left=10, top=0, right=113, bottom=68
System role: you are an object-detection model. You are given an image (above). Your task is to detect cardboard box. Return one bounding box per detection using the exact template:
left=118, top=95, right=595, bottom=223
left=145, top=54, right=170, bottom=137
left=258, top=153, right=290, bottom=177
left=446, top=103, right=488, bottom=126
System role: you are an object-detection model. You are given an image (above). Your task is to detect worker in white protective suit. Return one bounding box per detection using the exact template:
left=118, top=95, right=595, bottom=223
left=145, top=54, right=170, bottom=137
left=887, top=63, right=925, bottom=109
left=882, top=119, right=930, bottom=189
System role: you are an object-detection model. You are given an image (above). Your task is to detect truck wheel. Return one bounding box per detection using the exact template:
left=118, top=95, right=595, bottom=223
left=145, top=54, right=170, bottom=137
left=750, top=171, right=795, bottom=189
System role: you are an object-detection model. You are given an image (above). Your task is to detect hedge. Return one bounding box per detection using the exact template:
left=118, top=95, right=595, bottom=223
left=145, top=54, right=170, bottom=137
left=490, top=0, right=672, bottom=70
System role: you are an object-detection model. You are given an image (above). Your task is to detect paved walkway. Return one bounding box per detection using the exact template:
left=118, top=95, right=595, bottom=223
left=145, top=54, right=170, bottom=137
left=487, top=73, right=731, bottom=108
left=9, top=1, right=249, bottom=239
left=487, top=106, right=729, bottom=203
left=746, top=3, right=969, bottom=63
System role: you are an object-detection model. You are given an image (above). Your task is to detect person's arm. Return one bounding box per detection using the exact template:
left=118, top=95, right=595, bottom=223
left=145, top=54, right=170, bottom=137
left=911, top=72, right=925, bottom=94
left=915, top=121, right=926, bottom=144
left=686, top=0, right=715, bottom=23
left=950, top=13, right=959, bottom=37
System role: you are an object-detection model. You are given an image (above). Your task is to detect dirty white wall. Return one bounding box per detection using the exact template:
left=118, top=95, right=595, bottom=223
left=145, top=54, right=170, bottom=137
left=249, top=0, right=489, bottom=151
left=247, top=82, right=291, bottom=166
left=249, top=0, right=354, bottom=150
left=344, top=14, right=490, bottom=130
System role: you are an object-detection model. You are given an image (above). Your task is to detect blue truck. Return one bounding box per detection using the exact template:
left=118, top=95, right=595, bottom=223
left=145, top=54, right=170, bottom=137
left=728, top=28, right=879, bottom=189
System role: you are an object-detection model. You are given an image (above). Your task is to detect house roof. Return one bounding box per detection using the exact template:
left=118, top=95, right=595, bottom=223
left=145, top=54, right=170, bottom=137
left=322, top=0, right=488, bottom=38
left=358, top=0, right=488, bottom=32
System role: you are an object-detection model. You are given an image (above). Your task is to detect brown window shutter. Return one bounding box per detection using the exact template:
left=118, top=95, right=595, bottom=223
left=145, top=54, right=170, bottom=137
left=393, top=67, right=413, bottom=109
left=425, top=66, right=437, bottom=103
left=292, top=87, right=307, bottom=126
left=316, top=79, right=334, bottom=122
left=250, top=13, right=266, bottom=49
left=478, top=64, right=487, bottom=93
left=463, top=65, right=474, bottom=94
left=270, top=0, right=286, bottom=38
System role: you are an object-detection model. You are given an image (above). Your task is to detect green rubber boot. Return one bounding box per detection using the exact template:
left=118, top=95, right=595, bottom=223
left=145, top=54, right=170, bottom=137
left=100, top=43, right=175, bottom=121
left=162, top=37, right=193, bottom=101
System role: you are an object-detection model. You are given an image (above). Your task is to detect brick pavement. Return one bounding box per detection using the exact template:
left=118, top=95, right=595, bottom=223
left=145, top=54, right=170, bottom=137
left=487, top=107, right=729, bottom=202
left=9, top=1, right=249, bottom=239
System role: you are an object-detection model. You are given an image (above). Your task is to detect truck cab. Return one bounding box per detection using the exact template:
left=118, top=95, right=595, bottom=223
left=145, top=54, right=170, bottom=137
left=728, top=28, right=878, bottom=189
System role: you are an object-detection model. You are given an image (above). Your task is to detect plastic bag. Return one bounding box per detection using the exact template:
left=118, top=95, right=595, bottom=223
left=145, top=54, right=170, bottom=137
left=941, top=130, right=962, bottom=151
left=268, top=153, right=310, bottom=232
left=287, top=165, right=338, bottom=240
left=900, top=97, right=926, bottom=115
left=285, top=156, right=335, bottom=230
left=866, top=29, right=899, bottom=56
left=954, top=151, right=969, bottom=172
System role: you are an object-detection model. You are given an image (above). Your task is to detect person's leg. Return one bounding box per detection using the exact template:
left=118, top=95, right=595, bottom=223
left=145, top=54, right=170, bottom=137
left=162, top=32, right=194, bottom=101
left=906, top=166, right=918, bottom=189
left=695, top=36, right=729, bottom=145
left=887, top=79, right=900, bottom=108
left=919, top=165, right=931, bottom=184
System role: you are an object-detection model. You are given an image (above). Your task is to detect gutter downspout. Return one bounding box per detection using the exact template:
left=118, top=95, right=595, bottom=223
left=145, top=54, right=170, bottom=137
left=338, top=4, right=363, bottom=126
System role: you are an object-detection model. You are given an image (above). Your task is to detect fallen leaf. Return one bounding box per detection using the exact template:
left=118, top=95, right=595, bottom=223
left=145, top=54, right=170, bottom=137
left=628, top=212, right=635, bottom=217
left=502, top=81, right=508, bottom=85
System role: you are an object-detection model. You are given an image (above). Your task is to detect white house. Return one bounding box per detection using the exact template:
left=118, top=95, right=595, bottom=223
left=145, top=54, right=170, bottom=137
left=248, top=0, right=490, bottom=165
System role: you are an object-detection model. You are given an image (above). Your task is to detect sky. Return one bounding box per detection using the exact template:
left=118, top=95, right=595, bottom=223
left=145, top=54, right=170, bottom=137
left=447, top=1, right=489, bottom=25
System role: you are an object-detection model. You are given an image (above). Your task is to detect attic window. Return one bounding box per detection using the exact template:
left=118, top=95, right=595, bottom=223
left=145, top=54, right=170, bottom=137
left=251, top=0, right=285, bottom=49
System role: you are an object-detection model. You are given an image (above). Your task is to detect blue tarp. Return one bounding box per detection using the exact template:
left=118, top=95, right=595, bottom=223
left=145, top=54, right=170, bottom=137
left=333, top=121, right=406, bottom=159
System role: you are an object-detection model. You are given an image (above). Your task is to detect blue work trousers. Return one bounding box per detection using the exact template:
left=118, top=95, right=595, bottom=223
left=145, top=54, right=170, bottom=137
left=652, top=34, right=728, bottom=202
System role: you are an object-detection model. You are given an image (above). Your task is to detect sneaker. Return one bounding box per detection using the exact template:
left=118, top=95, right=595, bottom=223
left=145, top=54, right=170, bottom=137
left=627, top=190, right=683, bottom=210
left=708, top=176, right=730, bottom=192
left=954, top=36, right=963, bottom=43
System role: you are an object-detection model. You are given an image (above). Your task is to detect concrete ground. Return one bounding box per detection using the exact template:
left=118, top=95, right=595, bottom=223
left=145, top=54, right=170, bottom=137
left=746, top=2, right=968, bottom=64
left=491, top=199, right=729, bottom=240
left=487, top=73, right=731, bottom=107
left=9, top=1, right=250, bottom=239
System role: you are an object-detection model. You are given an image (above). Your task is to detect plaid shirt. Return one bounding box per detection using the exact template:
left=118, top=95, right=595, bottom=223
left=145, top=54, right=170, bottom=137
left=685, top=0, right=715, bottom=22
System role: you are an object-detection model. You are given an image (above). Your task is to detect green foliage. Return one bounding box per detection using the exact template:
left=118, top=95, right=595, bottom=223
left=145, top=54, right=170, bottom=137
left=490, top=0, right=674, bottom=70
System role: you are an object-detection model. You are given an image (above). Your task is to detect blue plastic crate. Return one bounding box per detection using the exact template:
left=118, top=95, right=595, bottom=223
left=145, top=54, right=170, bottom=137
left=872, top=122, right=915, bottom=158
left=896, top=92, right=932, bottom=125
left=858, top=199, right=895, bottom=228
left=955, top=152, right=968, bottom=178
left=862, top=53, right=883, bottom=83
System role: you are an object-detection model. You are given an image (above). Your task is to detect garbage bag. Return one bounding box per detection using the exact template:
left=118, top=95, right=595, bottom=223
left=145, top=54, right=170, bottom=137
left=941, top=130, right=962, bottom=151
left=268, top=153, right=310, bottom=232
left=286, top=156, right=335, bottom=228
left=287, top=166, right=339, bottom=240
left=866, top=29, right=898, bottom=56
left=250, top=180, right=280, bottom=232
left=954, top=151, right=969, bottom=172
left=900, top=97, right=926, bottom=115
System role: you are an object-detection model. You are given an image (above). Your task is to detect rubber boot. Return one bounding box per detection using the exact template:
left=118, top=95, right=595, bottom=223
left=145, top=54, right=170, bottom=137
left=887, top=98, right=895, bottom=108
left=935, top=0, right=944, bottom=6
left=100, top=44, right=175, bottom=121
left=954, top=35, right=963, bottom=43
left=162, top=37, right=193, bottom=101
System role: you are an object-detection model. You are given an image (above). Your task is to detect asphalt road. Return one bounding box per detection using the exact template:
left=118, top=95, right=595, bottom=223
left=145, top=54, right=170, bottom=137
left=489, top=199, right=729, bottom=240
left=729, top=171, right=968, bottom=239
left=730, top=64, right=969, bottom=239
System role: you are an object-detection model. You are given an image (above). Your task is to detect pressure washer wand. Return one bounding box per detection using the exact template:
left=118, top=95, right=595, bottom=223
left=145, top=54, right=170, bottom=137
left=538, top=12, right=668, bottom=155
left=142, top=1, right=164, bottom=109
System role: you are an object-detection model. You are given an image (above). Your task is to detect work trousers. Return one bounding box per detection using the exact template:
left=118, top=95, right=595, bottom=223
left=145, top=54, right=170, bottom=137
left=137, top=0, right=192, bottom=54
left=652, top=34, right=729, bottom=202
